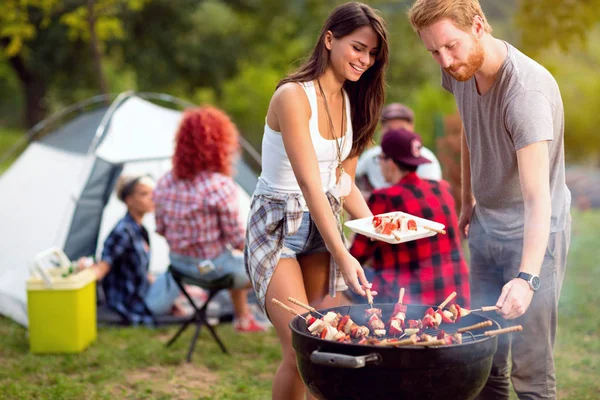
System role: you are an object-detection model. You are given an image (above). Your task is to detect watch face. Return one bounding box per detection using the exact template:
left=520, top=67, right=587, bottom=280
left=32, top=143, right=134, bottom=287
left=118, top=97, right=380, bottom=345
left=531, top=276, right=541, bottom=290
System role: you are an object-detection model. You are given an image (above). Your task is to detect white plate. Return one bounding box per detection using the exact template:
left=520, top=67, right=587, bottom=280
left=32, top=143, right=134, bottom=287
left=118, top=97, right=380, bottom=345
left=344, top=212, right=446, bottom=244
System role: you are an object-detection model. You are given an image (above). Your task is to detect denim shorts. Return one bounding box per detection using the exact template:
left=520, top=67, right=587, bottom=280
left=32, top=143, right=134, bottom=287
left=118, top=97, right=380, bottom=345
left=281, top=212, right=328, bottom=259
left=170, top=247, right=250, bottom=289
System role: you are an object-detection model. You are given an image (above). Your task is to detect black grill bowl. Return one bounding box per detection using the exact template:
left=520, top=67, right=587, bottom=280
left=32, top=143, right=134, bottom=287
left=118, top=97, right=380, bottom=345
left=290, top=303, right=500, bottom=400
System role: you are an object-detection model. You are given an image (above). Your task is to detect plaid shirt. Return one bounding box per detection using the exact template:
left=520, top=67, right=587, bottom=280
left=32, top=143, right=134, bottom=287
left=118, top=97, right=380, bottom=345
left=244, top=186, right=346, bottom=313
left=101, top=212, right=154, bottom=325
left=350, top=172, right=470, bottom=308
left=154, top=171, right=245, bottom=260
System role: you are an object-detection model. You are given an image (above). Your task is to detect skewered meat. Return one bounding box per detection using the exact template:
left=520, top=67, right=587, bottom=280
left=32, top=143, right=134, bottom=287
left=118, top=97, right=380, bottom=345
left=392, top=303, right=407, bottom=320
left=323, top=311, right=342, bottom=327
left=365, top=307, right=386, bottom=336
left=436, top=330, right=463, bottom=345
left=368, top=314, right=386, bottom=331
left=308, top=318, right=327, bottom=335
left=408, top=319, right=422, bottom=330
left=372, top=214, right=418, bottom=235
left=437, top=309, right=454, bottom=324
left=337, top=315, right=370, bottom=338
left=364, top=308, right=383, bottom=318
left=422, top=307, right=440, bottom=329
left=388, top=318, right=404, bottom=336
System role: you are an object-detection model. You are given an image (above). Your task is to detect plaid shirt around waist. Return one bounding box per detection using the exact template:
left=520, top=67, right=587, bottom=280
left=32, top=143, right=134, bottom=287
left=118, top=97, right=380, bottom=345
left=154, top=171, right=245, bottom=260
left=244, top=182, right=346, bottom=313
left=350, top=173, right=470, bottom=308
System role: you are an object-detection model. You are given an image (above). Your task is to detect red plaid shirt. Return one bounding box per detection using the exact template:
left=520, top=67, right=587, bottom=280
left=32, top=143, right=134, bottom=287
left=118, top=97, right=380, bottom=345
left=350, top=172, right=470, bottom=308
left=153, top=171, right=245, bottom=260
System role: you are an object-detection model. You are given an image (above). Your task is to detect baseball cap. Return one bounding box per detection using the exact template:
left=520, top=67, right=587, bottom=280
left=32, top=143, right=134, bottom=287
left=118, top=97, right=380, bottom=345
left=381, top=103, right=414, bottom=123
left=381, top=128, right=431, bottom=167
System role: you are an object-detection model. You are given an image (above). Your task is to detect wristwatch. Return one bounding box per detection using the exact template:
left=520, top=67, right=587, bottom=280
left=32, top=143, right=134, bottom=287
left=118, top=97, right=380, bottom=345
left=517, top=272, right=540, bottom=291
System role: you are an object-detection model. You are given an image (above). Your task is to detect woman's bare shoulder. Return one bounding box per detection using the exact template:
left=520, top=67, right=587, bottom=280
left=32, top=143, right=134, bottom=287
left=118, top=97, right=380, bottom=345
left=272, top=82, right=307, bottom=105
left=268, top=82, right=311, bottom=129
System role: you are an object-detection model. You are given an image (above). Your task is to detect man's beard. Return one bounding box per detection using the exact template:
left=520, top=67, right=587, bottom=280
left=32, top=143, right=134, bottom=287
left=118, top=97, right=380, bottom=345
left=445, top=40, right=484, bottom=81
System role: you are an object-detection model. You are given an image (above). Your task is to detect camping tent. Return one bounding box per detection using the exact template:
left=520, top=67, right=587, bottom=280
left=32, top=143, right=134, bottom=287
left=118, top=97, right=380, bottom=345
left=0, top=92, right=259, bottom=327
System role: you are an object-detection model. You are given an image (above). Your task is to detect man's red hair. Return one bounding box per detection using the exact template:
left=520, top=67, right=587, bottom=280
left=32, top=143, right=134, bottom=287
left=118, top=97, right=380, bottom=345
left=172, top=106, right=240, bottom=180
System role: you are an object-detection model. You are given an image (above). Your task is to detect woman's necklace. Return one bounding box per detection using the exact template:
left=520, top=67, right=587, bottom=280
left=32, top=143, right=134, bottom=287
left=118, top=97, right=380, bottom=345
left=317, top=79, right=351, bottom=212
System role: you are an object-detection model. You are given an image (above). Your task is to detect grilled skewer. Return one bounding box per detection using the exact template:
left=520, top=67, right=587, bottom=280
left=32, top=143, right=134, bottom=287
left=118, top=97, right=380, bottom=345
left=438, top=291, right=457, bottom=310
left=366, top=288, right=374, bottom=309
left=456, top=320, right=493, bottom=333
left=287, top=297, right=325, bottom=317
left=271, top=298, right=306, bottom=321
left=423, top=226, right=446, bottom=235
left=466, top=305, right=499, bottom=313
left=389, top=287, right=407, bottom=336
left=377, top=335, right=418, bottom=347
left=481, top=325, right=523, bottom=337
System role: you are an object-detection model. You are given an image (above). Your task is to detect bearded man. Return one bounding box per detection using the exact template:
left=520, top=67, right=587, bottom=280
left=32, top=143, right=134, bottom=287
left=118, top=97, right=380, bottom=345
left=408, top=1, right=571, bottom=399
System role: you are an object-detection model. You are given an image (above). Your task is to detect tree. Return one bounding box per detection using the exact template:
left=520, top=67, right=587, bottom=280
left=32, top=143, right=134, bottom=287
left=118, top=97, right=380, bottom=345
left=0, top=0, right=147, bottom=127
left=515, top=0, right=600, bottom=56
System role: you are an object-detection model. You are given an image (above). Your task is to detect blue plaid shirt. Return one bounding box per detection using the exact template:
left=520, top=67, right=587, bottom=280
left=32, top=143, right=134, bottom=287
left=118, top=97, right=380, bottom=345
left=101, top=212, right=153, bottom=325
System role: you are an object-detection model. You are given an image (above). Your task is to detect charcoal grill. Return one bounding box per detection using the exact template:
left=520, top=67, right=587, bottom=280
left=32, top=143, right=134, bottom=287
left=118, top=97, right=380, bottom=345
left=290, top=303, right=501, bottom=400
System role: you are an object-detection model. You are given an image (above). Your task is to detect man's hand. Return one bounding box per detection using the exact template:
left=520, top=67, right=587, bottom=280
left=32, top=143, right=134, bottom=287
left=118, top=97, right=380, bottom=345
left=496, top=278, right=534, bottom=320
left=458, top=203, right=474, bottom=239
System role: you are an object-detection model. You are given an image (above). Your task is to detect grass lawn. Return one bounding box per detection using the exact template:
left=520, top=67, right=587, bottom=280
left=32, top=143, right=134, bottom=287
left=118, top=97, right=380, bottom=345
left=0, top=210, right=599, bottom=399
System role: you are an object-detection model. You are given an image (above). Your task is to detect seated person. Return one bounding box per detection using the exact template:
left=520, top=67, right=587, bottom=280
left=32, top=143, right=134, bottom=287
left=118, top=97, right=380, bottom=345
left=349, top=128, right=470, bottom=307
left=355, top=103, right=442, bottom=200
left=88, top=174, right=182, bottom=325
left=153, top=105, right=267, bottom=333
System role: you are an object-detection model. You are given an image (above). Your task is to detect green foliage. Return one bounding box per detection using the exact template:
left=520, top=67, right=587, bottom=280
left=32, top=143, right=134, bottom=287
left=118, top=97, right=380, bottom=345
left=0, top=0, right=60, bottom=56
left=534, top=26, right=600, bottom=162
left=410, top=82, right=457, bottom=148
left=218, top=63, right=281, bottom=148
left=0, top=0, right=599, bottom=161
left=515, top=0, right=600, bottom=56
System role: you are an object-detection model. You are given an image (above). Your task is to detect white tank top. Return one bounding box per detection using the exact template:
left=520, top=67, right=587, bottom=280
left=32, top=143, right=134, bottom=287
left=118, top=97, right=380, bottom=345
left=260, top=81, right=353, bottom=203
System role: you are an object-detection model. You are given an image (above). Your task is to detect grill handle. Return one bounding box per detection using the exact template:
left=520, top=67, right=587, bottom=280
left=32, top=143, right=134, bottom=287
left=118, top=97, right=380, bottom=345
left=310, top=350, right=382, bottom=369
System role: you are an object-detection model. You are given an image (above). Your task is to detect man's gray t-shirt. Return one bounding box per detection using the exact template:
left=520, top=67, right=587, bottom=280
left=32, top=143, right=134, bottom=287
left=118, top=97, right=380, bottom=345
left=442, top=42, right=570, bottom=239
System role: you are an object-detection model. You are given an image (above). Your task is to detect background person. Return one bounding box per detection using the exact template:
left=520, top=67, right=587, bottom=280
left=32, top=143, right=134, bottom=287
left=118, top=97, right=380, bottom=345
left=154, top=106, right=267, bottom=333
left=87, top=174, right=182, bottom=325
left=355, top=102, right=442, bottom=199
left=350, top=128, right=470, bottom=307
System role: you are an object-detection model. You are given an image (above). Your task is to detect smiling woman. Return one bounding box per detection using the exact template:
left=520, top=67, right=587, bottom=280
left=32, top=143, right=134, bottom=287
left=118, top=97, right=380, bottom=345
left=243, top=2, right=389, bottom=399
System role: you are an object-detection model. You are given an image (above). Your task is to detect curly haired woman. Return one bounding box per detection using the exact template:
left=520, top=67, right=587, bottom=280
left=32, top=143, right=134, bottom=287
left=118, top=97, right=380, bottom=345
left=154, top=106, right=266, bottom=333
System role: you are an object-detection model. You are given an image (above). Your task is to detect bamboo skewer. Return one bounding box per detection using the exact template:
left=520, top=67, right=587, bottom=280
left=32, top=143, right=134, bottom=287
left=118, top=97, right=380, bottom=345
left=366, top=288, right=374, bottom=308
left=423, top=226, right=446, bottom=235
left=287, top=297, right=325, bottom=317
left=438, top=291, right=457, bottom=310
left=456, top=320, right=493, bottom=333
left=411, top=339, right=446, bottom=347
left=482, top=325, right=523, bottom=337
left=271, top=298, right=306, bottom=321
left=470, top=305, right=500, bottom=313
left=378, top=335, right=418, bottom=347
left=398, top=287, right=405, bottom=304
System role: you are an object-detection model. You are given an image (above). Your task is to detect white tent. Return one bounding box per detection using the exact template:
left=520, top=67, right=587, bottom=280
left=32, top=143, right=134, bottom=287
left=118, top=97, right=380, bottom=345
left=0, top=93, right=259, bottom=326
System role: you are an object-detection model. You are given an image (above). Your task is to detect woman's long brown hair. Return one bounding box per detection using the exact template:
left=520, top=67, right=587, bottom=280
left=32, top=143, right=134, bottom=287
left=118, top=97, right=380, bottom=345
left=277, top=2, right=389, bottom=158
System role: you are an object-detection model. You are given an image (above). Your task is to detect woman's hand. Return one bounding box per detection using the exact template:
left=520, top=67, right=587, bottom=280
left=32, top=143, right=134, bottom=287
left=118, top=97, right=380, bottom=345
left=336, top=252, right=373, bottom=297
